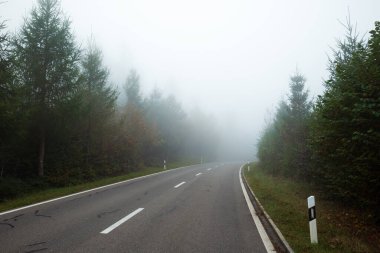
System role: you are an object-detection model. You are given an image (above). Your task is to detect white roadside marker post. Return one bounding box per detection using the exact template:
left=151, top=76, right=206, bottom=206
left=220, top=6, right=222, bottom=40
left=164, top=160, right=166, bottom=170
left=248, top=165, right=250, bottom=172
left=307, top=196, right=318, bottom=244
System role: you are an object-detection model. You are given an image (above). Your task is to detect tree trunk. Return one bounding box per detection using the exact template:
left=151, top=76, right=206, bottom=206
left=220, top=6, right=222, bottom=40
left=38, top=126, right=45, bottom=177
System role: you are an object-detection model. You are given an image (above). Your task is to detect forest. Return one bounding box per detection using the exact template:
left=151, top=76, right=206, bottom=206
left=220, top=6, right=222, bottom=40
left=0, top=0, right=218, bottom=200
left=257, top=20, right=380, bottom=223
left=1, top=0, right=379, bottom=224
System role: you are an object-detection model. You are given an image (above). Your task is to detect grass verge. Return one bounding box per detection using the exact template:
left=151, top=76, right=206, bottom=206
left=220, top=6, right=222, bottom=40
left=0, top=161, right=193, bottom=213
left=244, top=163, right=380, bottom=253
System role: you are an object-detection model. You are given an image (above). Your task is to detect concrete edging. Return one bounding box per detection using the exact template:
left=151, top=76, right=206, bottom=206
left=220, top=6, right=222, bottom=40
left=242, top=165, right=294, bottom=253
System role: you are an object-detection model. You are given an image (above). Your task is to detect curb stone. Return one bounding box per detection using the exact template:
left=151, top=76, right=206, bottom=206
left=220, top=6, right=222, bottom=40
left=242, top=165, right=294, bottom=253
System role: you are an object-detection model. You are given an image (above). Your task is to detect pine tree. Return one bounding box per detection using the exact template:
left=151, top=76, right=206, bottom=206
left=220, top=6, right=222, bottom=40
left=0, top=17, right=14, bottom=177
left=124, top=69, right=142, bottom=106
left=285, top=72, right=312, bottom=178
left=13, top=0, right=80, bottom=176
left=310, top=21, right=380, bottom=210
left=144, top=91, right=186, bottom=162
left=79, top=39, right=117, bottom=165
left=257, top=71, right=312, bottom=178
left=119, top=69, right=156, bottom=168
left=0, top=18, right=13, bottom=131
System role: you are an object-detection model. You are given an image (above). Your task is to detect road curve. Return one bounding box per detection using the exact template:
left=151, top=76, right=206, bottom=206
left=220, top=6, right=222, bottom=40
left=0, top=162, right=270, bottom=252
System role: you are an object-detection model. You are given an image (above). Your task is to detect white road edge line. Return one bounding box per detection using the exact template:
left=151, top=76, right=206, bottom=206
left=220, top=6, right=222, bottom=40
left=100, top=208, right=144, bottom=234
left=0, top=165, right=196, bottom=216
left=195, top=173, right=202, bottom=176
left=174, top=181, right=186, bottom=188
left=239, top=165, right=276, bottom=253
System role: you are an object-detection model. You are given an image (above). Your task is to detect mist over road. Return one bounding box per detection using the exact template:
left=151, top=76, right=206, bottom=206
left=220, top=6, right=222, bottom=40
left=0, top=163, right=269, bottom=252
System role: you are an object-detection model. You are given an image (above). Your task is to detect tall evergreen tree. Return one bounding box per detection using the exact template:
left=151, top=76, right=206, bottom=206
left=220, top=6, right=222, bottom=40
left=0, top=17, right=14, bottom=177
left=80, top=39, right=117, bottom=165
left=13, top=0, right=80, bottom=177
left=285, top=72, right=312, bottom=178
left=310, top=21, right=380, bottom=209
left=288, top=73, right=312, bottom=121
left=0, top=18, right=12, bottom=125
left=257, top=71, right=312, bottom=178
left=258, top=100, right=290, bottom=175
left=144, top=91, right=186, bottom=162
left=119, top=69, right=157, bottom=168
left=124, top=69, right=142, bottom=106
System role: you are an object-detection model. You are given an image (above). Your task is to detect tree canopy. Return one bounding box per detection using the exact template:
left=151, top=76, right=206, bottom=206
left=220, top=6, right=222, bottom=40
left=0, top=0, right=219, bottom=200
left=257, top=21, right=380, bottom=222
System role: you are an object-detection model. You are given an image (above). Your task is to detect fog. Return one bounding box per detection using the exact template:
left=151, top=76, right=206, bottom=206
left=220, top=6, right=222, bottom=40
left=2, top=0, right=379, bottom=160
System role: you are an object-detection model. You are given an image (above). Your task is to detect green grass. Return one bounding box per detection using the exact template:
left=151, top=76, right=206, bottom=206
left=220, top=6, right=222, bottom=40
left=244, top=163, right=380, bottom=253
left=0, top=161, right=193, bottom=213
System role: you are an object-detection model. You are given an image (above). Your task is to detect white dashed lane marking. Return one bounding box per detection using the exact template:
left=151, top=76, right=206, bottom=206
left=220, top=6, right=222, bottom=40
left=174, top=182, right=186, bottom=188
left=100, top=208, right=144, bottom=234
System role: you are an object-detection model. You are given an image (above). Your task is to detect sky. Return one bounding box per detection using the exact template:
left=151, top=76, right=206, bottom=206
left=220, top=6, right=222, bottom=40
left=1, top=0, right=379, bottom=160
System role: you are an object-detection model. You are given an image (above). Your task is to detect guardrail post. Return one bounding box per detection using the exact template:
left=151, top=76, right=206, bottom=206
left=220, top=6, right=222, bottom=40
left=164, top=160, right=166, bottom=170
left=307, top=196, right=318, bottom=244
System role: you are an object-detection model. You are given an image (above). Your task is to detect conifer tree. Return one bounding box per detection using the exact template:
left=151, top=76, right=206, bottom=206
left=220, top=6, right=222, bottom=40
left=13, top=0, right=80, bottom=176
left=80, top=39, right=117, bottom=165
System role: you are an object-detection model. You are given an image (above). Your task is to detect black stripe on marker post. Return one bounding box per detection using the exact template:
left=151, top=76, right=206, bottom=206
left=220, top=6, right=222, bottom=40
left=308, top=206, right=316, bottom=221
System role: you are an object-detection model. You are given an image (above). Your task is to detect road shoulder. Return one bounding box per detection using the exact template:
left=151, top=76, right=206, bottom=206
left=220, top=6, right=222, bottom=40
left=240, top=164, right=294, bottom=253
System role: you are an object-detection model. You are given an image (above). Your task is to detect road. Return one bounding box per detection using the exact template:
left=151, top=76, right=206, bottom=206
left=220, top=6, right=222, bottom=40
left=0, top=162, right=273, bottom=252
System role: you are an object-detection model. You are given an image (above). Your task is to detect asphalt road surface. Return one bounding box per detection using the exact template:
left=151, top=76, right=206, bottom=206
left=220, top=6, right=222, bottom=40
left=0, top=162, right=273, bottom=252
